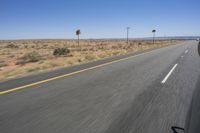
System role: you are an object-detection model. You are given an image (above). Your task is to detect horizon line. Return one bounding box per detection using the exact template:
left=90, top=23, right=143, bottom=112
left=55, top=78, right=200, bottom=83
left=0, top=36, right=199, bottom=41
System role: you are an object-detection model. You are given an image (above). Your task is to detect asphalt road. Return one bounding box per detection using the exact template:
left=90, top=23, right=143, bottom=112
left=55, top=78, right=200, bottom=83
left=0, top=41, right=200, bottom=133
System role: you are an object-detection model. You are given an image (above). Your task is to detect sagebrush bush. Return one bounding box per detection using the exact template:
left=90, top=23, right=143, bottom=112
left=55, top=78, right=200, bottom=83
left=53, top=48, right=70, bottom=56
left=0, top=61, right=8, bottom=68
left=6, top=43, right=19, bottom=48
left=21, top=51, right=41, bottom=63
left=85, top=55, right=96, bottom=61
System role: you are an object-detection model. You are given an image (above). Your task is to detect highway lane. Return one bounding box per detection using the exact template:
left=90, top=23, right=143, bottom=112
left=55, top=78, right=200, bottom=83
left=0, top=41, right=199, bottom=133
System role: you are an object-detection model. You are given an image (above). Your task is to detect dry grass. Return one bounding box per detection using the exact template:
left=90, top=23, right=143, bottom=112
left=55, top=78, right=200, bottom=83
left=0, top=39, right=185, bottom=80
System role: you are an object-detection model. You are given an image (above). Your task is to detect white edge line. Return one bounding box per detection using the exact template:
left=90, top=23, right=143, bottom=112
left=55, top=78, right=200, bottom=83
left=161, top=64, right=178, bottom=84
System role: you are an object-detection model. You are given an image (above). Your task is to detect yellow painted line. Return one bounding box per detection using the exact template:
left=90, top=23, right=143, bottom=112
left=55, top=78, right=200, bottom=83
left=0, top=51, right=150, bottom=95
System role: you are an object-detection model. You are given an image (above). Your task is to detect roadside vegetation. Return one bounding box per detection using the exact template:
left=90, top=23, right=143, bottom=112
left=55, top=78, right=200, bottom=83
left=0, top=39, right=185, bottom=80
left=20, top=51, right=42, bottom=63
left=53, top=48, right=70, bottom=56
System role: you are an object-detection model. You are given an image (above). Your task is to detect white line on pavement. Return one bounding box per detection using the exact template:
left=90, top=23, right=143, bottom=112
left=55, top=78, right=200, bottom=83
left=161, top=64, right=178, bottom=84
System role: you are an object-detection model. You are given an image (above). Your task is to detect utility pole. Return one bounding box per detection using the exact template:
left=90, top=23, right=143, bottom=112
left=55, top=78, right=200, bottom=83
left=126, top=27, right=130, bottom=44
left=76, top=29, right=81, bottom=47
left=152, top=29, right=156, bottom=44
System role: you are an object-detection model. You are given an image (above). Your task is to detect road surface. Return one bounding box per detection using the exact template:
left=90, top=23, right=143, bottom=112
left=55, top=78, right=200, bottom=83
left=0, top=41, right=200, bottom=133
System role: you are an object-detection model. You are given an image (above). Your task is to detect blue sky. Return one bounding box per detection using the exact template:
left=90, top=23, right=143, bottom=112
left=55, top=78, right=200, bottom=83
left=0, top=0, right=199, bottom=39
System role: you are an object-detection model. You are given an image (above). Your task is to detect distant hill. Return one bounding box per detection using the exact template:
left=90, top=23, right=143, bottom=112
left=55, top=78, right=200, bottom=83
left=0, top=36, right=199, bottom=41
left=86, top=36, right=200, bottom=41
left=137, top=36, right=200, bottom=40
